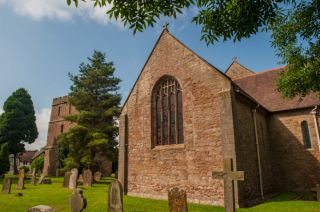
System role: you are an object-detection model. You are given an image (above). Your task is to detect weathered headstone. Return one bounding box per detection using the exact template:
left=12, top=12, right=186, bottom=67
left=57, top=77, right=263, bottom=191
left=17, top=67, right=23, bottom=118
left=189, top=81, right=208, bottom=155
left=43, top=177, right=52, bottom=184
left=31, top=168, right=36, bottom=185
left=83, top=169, right=93, bottom=187
left=69, top=188, right=87, bottom=212
left=212, top=158, right=245, bottom=212
left=94, top=171, right=102, bottom=182
left=2, top=176, right=11, bottom=194
left=69, top=168, right=78, bottom=190
left=38, top=173, right=46, bottom=184
left=16, top=169, right=25, bottom=189
left=26, top=205, right=55, bottom=212
left=168, top=187, right=188, bottom=212
left=311, top=184, right=320, bottom=201
left=108, top=179, right=124, bottom=212
left=63, top=172, right=71, bottom=188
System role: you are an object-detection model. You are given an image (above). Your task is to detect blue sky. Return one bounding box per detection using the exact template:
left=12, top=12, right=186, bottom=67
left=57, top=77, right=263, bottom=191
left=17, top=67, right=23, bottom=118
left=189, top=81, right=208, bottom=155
left=0, top=0, right=281, bottom=150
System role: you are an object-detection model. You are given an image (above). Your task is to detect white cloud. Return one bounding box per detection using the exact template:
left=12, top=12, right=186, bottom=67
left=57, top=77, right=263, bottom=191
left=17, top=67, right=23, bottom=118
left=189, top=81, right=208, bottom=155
left=25, top=108, right=51, bottom=151
left=0, top=0, right=123, bottom=27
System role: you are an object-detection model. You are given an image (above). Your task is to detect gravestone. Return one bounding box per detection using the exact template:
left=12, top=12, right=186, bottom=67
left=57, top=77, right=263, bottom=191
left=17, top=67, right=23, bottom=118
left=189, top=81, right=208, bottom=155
left=83, top=169, right=93, bottom=187
left=94, top=171, right=102, bottom=181
left=168, top=187, right=188, bottom=212
left=69, top=188, right=87, bottom=212
left=31, top=168, right=36, bottom=185
left=212, top=158, right=245, bottom=212
left=108, top=179, right=124, bottom=212
left=16, top=169, right=25, bottom=189
left=26, top=205, right=55, bottom=212
left=2, top=176, right=11, bottom=194
left=63, top=172, right=71, bottom=188
left=43, top=177, right=52, bottom=184
left=38, top=173, right=46, bottom=184
left=311, top=184, right=320, bottom=201
left=69, top=168, right=78, bottom=190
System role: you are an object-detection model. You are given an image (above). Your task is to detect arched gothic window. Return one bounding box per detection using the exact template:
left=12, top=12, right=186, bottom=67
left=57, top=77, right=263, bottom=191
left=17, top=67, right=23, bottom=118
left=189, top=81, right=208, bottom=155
left=301, top=120, right=312, bottom=149
left=152, top=76, right=183, bottom=146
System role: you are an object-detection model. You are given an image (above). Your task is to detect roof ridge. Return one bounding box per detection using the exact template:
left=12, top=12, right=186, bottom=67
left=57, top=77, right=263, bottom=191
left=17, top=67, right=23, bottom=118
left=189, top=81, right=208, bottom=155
left=235, top=66, right=286, bottom=81
left=225, top=59, right=255, bottom=74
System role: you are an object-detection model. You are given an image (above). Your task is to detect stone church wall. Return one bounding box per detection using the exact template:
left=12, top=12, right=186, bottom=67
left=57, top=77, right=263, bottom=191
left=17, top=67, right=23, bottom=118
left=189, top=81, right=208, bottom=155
left=43, top=96, right=112, bottom=177
left=233, top=94, right=274, bottom=205
left=268, top=108, right=320, bottom=192
left=120, top=31, right=233, bottom=206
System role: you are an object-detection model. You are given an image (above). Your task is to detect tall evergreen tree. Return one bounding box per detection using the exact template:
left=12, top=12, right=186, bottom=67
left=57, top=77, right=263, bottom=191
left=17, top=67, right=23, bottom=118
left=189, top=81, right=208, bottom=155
left=0, top=143, right=10, bottom=176
left=0, top=88, right=38, bottom=174
left=59, top=51, right=121, bottom=170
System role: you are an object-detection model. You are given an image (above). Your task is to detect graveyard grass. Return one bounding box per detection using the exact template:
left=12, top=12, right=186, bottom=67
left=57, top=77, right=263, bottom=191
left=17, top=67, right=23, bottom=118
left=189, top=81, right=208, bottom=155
left=0, top=177, right=320, bottom=212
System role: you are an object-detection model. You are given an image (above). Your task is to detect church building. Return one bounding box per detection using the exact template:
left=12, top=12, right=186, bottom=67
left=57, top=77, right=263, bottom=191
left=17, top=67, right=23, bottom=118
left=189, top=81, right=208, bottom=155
left=118, top=28, right=320, bottom=207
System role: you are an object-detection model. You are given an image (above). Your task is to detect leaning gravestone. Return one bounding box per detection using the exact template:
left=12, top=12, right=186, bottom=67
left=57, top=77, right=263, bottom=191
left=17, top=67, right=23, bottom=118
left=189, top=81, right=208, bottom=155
left=63, top=172, right=71, bottom=188
left=94, top=171, right=102, bottom=181
left=31, top=168, right=36, bottom=185
left=16, top=169, right=25, bottom=189
left=83, top=169, right=93, bottom=187
left=168, top=187, right=188, bottom=212
left=108, top=179, right=124, bottom=212
left=38, top=173, right=46, bottom=184
left=69, top=188, right=87, bottom=212
left=69, top=168, right=78, bottom=190
left=2, top=176, right=11, bottom=194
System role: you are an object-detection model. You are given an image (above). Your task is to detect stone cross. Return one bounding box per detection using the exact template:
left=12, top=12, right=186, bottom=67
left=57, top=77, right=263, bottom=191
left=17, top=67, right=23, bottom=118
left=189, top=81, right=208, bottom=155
left=83, top=169, right=93, bottom=187
left=69, top=188, right=87, bottom=212
left=69, top=168, right=78, bottom=190
left=212, top=158, right=245, bottom=212
left=16, top=169, right=25, bottom=189
left=30, top=168, right=36, bottom=185
left=63, top=172, right=71, bottom=188
left=168, top=187, right=188, bottom=212
left=163, top=22, right=169, bottom=30
left=311, top=184, right=320, bottom=201
left=108, top=179, right=124, bottom=212
left=94, top=171, right=102, bottom=182
left=2, top=176, right=11, bottom=194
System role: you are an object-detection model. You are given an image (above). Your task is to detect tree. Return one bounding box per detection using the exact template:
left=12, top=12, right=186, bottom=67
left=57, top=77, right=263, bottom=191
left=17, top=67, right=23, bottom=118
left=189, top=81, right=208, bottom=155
left=0, top=143, right=10, bottom=177
left=31, top=155, right=44, bottom=175
left=0, top=88, right=38, bottom=174
left=68, top=0, right=319, bottom=99
left=59, top=50, right=121, bottom=171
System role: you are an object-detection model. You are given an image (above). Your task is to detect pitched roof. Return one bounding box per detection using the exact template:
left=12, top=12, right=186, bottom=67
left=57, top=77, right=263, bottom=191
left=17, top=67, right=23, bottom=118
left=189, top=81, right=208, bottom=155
left=234, top=67, right=320, bottom=112
left=32, top=149, right=45, bottom=160
left=225, top=59, right=255, bottom=80
left=121, top=28, right=231, bottom=113
left=18, top=150, right=38, bottom=163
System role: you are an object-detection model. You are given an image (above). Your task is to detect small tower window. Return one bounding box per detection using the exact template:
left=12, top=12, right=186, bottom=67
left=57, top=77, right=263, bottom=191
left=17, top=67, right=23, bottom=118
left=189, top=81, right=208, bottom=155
left=60, top=124, right=64, bottom=133
left=58, top=106, right=61, bottom=116
left=301, top=120, right=312, bottom=149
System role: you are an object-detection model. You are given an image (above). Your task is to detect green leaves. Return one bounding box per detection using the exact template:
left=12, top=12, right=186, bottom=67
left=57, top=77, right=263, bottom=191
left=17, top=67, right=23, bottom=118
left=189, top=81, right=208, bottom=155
left=59, top=51, right=121, bottom=170
left=0, top=88, right=38, bottom=156
left=271, top=0, right=320, bottom=98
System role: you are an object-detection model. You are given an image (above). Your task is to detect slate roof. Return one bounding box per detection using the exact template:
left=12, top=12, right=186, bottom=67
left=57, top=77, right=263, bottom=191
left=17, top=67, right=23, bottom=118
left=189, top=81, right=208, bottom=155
left=18, top=150, right=38, bottom=163
left=234, top=67, right=320, bottom=112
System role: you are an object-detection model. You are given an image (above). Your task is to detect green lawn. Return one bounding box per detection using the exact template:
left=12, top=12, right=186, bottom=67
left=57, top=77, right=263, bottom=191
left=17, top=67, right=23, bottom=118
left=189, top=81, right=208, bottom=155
left=0, top=177, right=319, bottom=212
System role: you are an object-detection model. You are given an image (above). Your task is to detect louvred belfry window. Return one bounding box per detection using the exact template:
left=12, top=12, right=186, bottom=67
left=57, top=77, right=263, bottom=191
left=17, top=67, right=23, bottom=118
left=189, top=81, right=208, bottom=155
left=153, top=76, right=184, bottom=146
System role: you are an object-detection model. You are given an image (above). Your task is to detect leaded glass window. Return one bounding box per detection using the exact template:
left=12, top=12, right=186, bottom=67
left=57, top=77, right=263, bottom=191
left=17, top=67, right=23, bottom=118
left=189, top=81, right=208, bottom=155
left=153, top=76, right=183, bottom=146
left=301, top=120, right=312, bottom=149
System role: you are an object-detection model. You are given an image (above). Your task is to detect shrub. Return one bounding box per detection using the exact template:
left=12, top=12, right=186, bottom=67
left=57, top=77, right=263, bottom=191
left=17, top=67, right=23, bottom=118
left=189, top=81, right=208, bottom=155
left=31, top=155, right=44, bottom=174
left=0, top=143, right=10, bottom=176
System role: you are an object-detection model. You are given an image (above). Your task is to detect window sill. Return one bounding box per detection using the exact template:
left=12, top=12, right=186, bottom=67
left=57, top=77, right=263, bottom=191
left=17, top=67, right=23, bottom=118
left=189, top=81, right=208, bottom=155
left=152, top=143, right=185, bottom=150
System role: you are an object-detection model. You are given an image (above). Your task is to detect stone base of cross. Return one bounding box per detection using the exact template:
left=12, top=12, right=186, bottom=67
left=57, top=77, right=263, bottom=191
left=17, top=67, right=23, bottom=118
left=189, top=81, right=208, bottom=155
left=212, top=158, right=245, bottom=212
left=311, top=184, right=320, bottom=201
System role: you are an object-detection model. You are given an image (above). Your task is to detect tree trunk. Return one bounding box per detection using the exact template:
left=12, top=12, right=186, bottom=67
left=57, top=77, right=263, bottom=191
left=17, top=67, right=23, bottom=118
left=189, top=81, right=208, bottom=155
left=13, top=154, right=18, bottom=175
